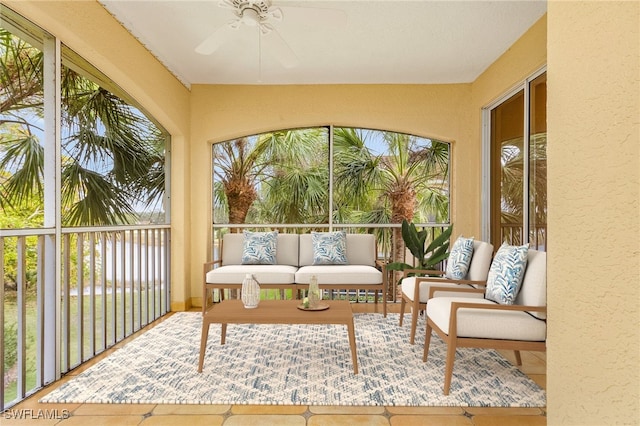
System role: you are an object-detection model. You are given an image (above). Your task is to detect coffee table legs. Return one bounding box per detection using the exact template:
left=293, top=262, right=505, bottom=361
left=347, top=319, right=358, bottom=374
left=197, top=320, right=211, bottom=373
left=220, top=323, right=227, bottom=344
left=199, top=322, right=228, bottom=373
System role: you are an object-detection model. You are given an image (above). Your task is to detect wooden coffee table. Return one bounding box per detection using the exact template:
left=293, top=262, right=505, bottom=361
left=198, top=299, right=359, bottom=374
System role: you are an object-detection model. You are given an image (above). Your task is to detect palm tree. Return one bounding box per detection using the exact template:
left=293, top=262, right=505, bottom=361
left=213, top=128, right=328, bottom=228
left=499, top=134, right=547, bottom=247
left=333, top=128, right=450, bottom=292
left=0, top=28, right=165, bottom=226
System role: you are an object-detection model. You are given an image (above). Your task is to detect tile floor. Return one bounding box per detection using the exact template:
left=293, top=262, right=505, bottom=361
left=1, top=302, right=546, bottom=426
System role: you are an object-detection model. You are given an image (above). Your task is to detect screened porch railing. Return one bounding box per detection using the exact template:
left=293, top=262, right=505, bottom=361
left=1, top=225, right=171, bottom=410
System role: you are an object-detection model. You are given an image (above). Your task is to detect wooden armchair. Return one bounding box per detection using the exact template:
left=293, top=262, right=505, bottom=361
left=423, top=248, right=547, bottom=395
left=399, top=239, right=494, bottom=344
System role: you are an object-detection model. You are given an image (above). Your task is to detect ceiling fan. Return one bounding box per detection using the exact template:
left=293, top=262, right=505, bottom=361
left=195, top=0, right=345, bottom=69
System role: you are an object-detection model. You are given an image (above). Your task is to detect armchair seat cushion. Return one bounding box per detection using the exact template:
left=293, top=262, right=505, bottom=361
left=206, top=264, right=298, bottom=285
left=295, top=265, right=382, bottom=285
left=427, top=297, right=546, bottom=342
left=401, top=276, right=482, bottom=302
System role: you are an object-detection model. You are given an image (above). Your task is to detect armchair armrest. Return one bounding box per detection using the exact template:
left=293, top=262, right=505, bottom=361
left=446, top=300, right=546, bottom=339
left=451, top=301, right=546, bottom=314
left=418, top=275, right=487, bottom=287
left=428, top=285, right=485, bottom=300
left=402, top=268, right=445, bottom=278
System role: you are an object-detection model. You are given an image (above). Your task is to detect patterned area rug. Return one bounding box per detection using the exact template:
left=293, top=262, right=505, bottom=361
left=41, top=311, right=545, bottom=407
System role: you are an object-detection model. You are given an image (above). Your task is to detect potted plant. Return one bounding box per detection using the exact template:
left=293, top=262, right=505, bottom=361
left=386, top=219, right=453, bottom=278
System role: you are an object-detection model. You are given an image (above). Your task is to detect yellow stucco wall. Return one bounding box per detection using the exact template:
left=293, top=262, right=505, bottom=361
left=2, top=0, right=193, bottom=311
left=190, top=83, right=475, bottom=305
left=547, top=2, right=639, bottom=424
left=3, top=1, right=639, bottom=424
left=188, top=16, right=548, bottom=308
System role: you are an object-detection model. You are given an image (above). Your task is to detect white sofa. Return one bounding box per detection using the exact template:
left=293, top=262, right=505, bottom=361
left=203, top=233, right=386, bottom=315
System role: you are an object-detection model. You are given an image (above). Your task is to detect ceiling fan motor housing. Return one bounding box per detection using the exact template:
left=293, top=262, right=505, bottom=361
left=231, top=0, right=271, bottom=21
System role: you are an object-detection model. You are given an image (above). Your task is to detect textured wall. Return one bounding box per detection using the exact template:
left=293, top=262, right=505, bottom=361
left=547, top=2, right=639, bottom=424
left=189, top=83, right=474, bottom=304
left=188, top=17, right=549, bottom=309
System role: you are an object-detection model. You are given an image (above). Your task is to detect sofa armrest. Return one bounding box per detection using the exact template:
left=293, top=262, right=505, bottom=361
left=203, top=259, right=222, bottom=274
left=202, top=259, right=222, bottom=314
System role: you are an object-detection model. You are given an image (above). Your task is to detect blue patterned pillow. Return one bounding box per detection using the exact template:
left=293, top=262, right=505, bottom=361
left=445, top=236, right=474, bottom=279
left=312, top=231, right=347, bottom=265
left=241, top=231, right=278, bottom=265
left=485, top=243, right=529, bottom=304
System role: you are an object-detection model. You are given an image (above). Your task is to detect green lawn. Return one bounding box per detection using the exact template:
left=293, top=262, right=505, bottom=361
left=3, top=288, right=165, bottom=406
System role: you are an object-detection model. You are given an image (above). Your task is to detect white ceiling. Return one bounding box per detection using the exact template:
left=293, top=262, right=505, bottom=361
left=100, top=0, right=547, bottom=88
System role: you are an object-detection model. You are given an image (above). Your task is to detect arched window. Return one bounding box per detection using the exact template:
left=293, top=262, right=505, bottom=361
left=212, top=127, right=450, bottom=229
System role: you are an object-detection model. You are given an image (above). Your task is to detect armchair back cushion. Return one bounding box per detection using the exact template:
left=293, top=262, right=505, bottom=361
left=221, top=233, right=300, bottom=266
left=515, top=249, right=547, bottom=319
left=466, top=240, right=494, bottom=281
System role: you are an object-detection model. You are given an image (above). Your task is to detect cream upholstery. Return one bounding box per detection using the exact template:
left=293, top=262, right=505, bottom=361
left=294, top=265, right=382, bottom=285
left=298, top=233, right=377, bottom=266
left=424, top=249, right=547, bottom=395
left=427, top=297, right=546, bottom=341
left=220, top=233, right=299, bottom=266
left=398, top=240, right=494, bottom=344
left=206, top=264, right=298, bottom=285
left=203, top=232, right=386, bottom=315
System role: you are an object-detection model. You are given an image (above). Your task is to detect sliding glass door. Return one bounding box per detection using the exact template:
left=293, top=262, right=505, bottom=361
left=487, top=71, right=546, bottom=250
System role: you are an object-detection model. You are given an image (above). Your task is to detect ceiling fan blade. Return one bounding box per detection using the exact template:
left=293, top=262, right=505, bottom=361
left=195, top=23, right=236, bottom=55
left=262, top=26, right=299, bottom=68
left=279, top=5, right=347, bottom=29
left=267, top=7, right=283, bottom=22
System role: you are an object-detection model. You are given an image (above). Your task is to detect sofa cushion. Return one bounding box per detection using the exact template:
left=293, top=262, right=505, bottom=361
left=485, top=243, right=528, bottom=305
left=401, top=276, right=482, bottom=303
left=427, top=296, right=546, bottom=341
left=312, top=231, right=347, bottom=265
left=241, top=230, right=277, bottom=265
left=206, top=264, right=298, bottom=285
left=295, top=265, right=382, bottom=285
left=345, top=234, right=377, bottom=266
left=221, top=233, right=299, bottom=266
left=445, top=235, right=474, bottom=279
left=299, top=233, right=377, bottom=267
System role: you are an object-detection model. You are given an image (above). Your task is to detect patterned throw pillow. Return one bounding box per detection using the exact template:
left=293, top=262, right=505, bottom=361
left=312, top=231, right=347, bottom=265
left=241, top=230, right=278, bottom=265
left=485, top=243, right=529, bottom=304
left=445, top=236, right=474, bottom=279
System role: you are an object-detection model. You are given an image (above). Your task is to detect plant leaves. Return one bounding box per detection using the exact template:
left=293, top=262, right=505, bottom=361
left=385, top=262, right=413, bottom=272
left=401, top=219, right=425, bottom=259
left=425, top=224, right=453, bottom=254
